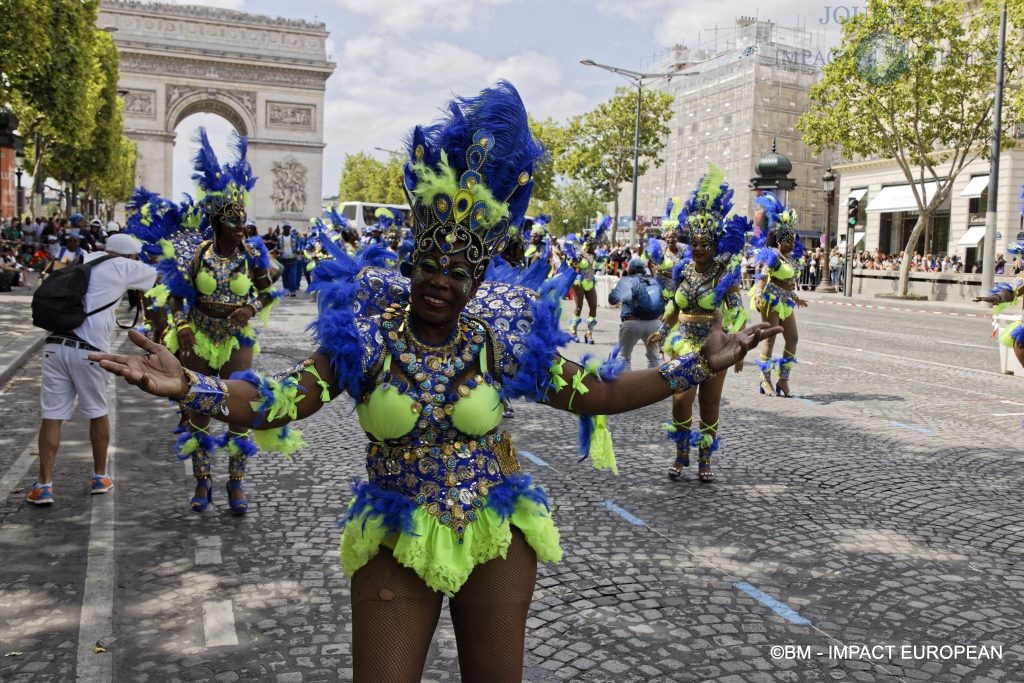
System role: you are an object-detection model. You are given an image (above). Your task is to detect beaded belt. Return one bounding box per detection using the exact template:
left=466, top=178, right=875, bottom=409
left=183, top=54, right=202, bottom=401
left=769, top=277, right=796, bottom=291
left=366, top=431, right=521, bottom=539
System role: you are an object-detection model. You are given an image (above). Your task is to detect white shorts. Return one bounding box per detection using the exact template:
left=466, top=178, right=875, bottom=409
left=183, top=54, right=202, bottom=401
left=40, top=343, right=110, bottom=420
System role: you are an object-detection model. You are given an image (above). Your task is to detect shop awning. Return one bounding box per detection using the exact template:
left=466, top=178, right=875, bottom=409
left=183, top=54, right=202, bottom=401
left=866, top=182, right=937, bottom=213
left=848, top=188, right=868, bottom=201
left=956, top=225, right=987, bottom=247
left=960, top=175, right=989, bottom=198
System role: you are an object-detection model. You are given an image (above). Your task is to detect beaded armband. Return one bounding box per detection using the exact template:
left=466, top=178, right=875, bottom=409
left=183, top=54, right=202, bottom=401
left=658, top=352, right=712, bottom=391
left=178, top=369, right=230, bottom=416
left=657, top=322, right=671, bottom=339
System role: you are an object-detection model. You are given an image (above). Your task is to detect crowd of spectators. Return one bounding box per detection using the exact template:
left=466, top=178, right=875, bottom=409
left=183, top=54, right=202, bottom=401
left=0, top=214, right=118, bottom=291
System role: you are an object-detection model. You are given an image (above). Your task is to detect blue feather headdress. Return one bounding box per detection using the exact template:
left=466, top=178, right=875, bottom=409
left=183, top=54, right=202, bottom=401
left=755, top=191, right=798, bottom=244
left=191, top=128, right=257, bottom=229
left=662, top=196, right=685, bottom=234
left=403, top=81, right=545, bottom=281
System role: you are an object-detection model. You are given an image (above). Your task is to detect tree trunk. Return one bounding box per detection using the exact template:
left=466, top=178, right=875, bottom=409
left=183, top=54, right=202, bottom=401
left=896, top=212, right=928, bottom=296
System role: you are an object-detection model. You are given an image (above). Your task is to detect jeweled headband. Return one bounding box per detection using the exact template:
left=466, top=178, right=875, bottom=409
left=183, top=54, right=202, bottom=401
left=403, top=81, right=544, bottom=280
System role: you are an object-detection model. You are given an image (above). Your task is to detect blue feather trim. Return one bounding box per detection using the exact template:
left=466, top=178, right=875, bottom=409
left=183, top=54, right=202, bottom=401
left=712, top=258, right=742, bottom=307
left=754, top=247, right=780, bottom=269
left=664, top=425, right=691, bottom=445
left=690, top=432, right=720, bottom=451
left=597, top=346, right=627, bottom=382
left=230, top=369, right=274, bottom=426
left=343, top=480, right=418, bottom=536
left=1010, top=324, right=1024, bottom=345
left=218, top=431, right=260, bottom=458
left=500, top=269, right=574, bottom=401
left=577, top=414, right=595, bottom=460
left=485, top=473, right=549, bottom=521
left=175, top=428, right=217, bottom=460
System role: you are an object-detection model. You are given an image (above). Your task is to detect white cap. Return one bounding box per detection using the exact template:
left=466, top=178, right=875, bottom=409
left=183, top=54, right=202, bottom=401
left=105, top=233, right=142, bottom=256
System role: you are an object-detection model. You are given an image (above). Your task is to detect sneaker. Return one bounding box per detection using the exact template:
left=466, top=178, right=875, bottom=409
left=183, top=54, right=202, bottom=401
left=26, top=483, right=54, bottom=505
left=90, top=475, right=114, bottom=495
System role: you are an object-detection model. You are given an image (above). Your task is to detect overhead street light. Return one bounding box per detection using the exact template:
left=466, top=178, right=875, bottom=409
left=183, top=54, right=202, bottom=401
left=580, top=58, right=698, bottom=243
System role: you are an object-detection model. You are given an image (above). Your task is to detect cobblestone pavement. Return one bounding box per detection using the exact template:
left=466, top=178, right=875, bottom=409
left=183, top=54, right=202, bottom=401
left=0, top=290, right=1021, bottom=682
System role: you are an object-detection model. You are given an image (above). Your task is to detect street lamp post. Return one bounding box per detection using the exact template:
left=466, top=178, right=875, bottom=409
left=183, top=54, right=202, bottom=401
left=15, top=158, right=23, bottom=220
left=580, top=59, right=688, bottom=245
left=816, top=167, right=837, bottom=292
left=981, top=0, right=1008, bottom=292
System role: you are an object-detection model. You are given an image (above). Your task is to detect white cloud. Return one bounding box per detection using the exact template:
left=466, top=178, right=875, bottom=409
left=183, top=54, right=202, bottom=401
left=331, top=0, right=511, bottom=33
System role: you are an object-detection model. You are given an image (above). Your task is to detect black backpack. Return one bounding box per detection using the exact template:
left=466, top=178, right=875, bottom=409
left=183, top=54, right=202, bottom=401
left=32, top=254, right=120, bottom=333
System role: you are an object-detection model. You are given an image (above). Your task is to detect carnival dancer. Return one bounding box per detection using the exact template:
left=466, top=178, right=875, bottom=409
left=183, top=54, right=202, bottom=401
left=648, top=167, right=748, bottom=482
left=127, top=129, right=281, bottom=514
left=749, top=191, right=808, bottom=397
left=976, top=242, right=1024, bottom=367
left=566, top=226, right=602, bottom=344
left=92, top=82, right=780, bottom=682
left=524, top=214, right=550, bottom=266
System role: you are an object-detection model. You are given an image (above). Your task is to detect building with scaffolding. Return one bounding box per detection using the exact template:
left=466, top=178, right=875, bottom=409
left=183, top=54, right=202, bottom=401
left=622, top=17, right=827, bottom=244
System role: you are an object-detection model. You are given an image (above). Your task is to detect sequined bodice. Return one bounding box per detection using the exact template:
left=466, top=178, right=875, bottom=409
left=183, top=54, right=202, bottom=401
left=358, top=303, right=509, bottom=539
left=772, top=251, right=800, bottom=283
left=673, top=261, right=721, bottom=313
left=194, top=241, right=258, bottom=306
left=572, top=255, right=596, bottom=279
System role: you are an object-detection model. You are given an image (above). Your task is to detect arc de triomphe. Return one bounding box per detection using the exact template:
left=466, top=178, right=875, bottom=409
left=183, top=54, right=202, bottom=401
left=98, top=0, right=335, bottom=226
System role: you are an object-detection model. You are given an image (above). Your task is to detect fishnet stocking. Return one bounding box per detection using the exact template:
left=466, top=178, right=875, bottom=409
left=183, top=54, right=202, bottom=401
left=350, top=548, right=443, bottom=683
left=449, top=527, right=538, bottom=682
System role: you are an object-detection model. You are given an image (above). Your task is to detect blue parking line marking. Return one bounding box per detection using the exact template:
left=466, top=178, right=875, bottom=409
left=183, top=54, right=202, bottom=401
left=518, top=450, right=548, bottom=467
left=734, top=582, right=811, bottom=625
left=602, top=500, right=645, bottom=526
left=888, top=421, right=932, bottom=434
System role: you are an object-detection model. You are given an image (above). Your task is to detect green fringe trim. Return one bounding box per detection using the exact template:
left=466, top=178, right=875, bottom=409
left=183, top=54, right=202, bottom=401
left=340, top=496, right=561, bottom=597
left=589, top=414, right=617, bottom=475
left=252, top=426, right=306, bottom=458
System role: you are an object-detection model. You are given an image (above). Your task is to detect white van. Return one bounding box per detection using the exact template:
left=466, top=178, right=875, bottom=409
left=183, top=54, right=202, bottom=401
left=337, top=201, right=411, bottom=233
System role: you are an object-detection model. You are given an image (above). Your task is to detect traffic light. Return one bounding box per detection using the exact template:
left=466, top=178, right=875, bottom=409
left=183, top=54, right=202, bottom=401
left=847, top=198, right=860, bottom=226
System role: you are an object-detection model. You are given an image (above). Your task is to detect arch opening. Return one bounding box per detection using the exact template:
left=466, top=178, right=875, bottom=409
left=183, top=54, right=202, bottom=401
left=172, top=113, right=240, bottom=203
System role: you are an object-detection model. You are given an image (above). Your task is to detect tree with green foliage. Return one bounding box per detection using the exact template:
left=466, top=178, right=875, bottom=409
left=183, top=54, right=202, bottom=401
left=8, top=0, right=102, bottom=215
left=44, top=29, right=135, bottom=211
left=799, top=0, right=1024, bottom=296
left=0, top=1, right=54, bottom=92
left=337, top=152, right=406, bottom=204
left=558, top=86, right=673, bottom=244
left=542, top=180, right=607, bottom=237
left=526, top=114, right=564, bottom=214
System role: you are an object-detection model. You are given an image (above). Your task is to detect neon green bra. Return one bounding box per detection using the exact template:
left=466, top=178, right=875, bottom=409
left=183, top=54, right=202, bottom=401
left=356, top=344, right=503, bottom=441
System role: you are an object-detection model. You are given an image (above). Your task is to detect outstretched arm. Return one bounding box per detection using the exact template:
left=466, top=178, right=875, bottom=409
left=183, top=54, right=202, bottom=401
left=90, top=329, right=341, bottom=428
left=544, top=312, right=780, bottom=415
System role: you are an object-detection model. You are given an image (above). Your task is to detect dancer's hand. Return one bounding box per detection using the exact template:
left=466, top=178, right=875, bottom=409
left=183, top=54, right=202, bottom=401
left=795, top=297, right=809, bottom=308
left=228, top=305, right=255, bottom=328
left=974, top=294, right=999, bottom=305
left=701, top=310, right=781, bottom=372
left=177, top=327, right=196, bottom=356
left=646, top=332, right=663, bottom=346
left=734, top=358, right=744, bottom=373
left=88, top=329, right=187, bottom=399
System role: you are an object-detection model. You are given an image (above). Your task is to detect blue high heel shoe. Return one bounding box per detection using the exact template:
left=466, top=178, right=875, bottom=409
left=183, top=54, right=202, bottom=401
left=226, top=480, right=248, bottom=516
left=759, top=378, right=774, bottom=395
left=191, top=478, right=213, bottom=512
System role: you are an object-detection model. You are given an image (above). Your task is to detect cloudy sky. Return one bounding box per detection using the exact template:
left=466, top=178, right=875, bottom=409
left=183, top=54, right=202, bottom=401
left=163, top=0, right=848, bottom=201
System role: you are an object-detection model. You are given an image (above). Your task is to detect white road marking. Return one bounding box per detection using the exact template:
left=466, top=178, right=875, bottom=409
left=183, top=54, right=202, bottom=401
left=0, top=443, right=37, bottom=496
left=804, top=339, right=1011, bottom=381
left=76, top=382, right=119, bottom=683
left=202, top=600, right=239, bottom=647
left=991, top=412, right=1024, bottom=417
left=803, top=320, right=990, bottom=350
left=194, top=536, right=223, bottom=565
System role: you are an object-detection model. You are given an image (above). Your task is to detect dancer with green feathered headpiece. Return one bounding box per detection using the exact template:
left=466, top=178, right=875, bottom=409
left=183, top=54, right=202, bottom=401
left=748, top=190, right=808, bottom=398
left=89, top=82, right=782, bottom=681
left=647, top=163, right=750, bottom=483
